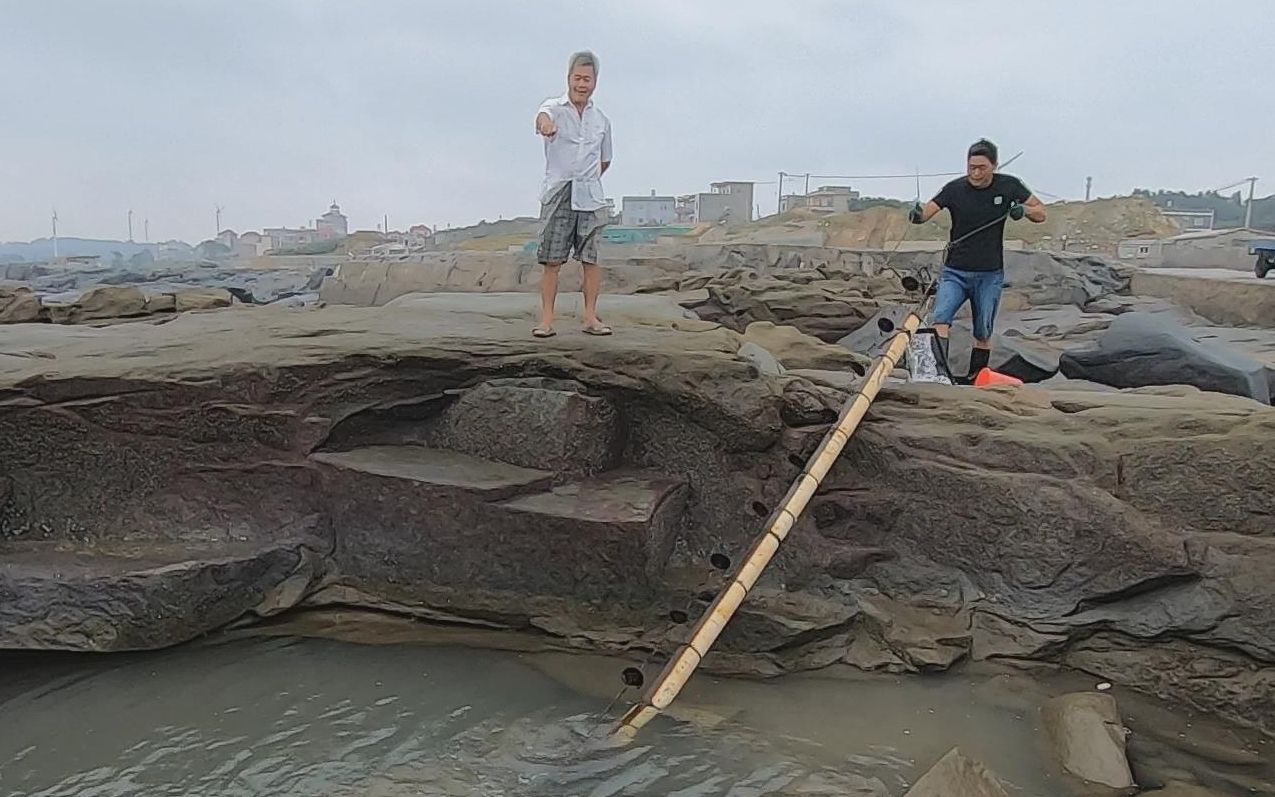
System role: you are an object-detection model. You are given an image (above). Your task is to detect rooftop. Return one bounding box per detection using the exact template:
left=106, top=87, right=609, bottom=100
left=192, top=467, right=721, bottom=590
left=1166, top=227, right=1273, bottom=242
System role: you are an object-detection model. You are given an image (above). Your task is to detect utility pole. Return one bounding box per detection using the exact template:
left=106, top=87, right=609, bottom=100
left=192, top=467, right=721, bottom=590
left=51, top=209, right=59, bottom=258
left=127, top=209, right=134, bottom=242
left=777, top=172, right=784, bottom=214
left=215, top=205, right=224, bottom=236
left=1085, top=176, right=1092, bottom=202
left=804, top=172, right=811, bottom=197
left=384, top=214, right=389, bottom=234
left=144, top=218, right=150, bottom=243
left=1245, top=177, right=1258, bottom=229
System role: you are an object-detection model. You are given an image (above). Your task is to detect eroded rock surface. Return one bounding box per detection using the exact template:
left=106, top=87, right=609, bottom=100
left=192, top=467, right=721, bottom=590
left=1, top=293, right=1273, bottom=739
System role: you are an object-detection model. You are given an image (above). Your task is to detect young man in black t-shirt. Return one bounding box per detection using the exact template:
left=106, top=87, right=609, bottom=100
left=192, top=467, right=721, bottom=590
left=908, top=138, right=1046, bottom=381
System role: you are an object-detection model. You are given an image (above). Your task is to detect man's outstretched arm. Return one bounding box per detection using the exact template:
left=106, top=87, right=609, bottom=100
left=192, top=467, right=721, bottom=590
left=909, top=200, right=943, bottom=224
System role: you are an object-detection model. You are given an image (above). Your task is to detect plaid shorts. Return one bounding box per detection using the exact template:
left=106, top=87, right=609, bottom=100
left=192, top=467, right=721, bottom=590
left=537, top=184, right=608, bottom=265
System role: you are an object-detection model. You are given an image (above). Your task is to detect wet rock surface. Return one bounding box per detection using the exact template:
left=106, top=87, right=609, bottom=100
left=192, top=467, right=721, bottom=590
left=1041, top=692, right=1135, bottom=789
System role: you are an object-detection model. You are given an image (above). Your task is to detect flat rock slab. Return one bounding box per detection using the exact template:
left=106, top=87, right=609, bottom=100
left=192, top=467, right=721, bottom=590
left=903, top=748, right=1011, bottom=797
left=0, top=537, right=321, bottom=652
left=312, top=445, right=553, bottom=500
left=499, top=472, right=687, bottom=528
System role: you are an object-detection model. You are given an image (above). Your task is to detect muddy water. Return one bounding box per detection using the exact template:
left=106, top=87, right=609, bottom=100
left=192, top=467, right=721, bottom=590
left=1, top=635, right=1270, bottom=797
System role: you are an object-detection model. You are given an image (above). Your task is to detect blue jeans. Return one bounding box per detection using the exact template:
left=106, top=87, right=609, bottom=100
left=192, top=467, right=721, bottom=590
left=932, top=267, right=1004, bottom=341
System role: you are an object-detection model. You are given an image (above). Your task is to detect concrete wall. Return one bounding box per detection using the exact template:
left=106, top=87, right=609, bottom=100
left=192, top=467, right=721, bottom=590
left=1131, top=269, right=1275, bottom=327
left=1161, top=242, right=1259, bottom=271
left=1157, top=231, right=1271, bottom=271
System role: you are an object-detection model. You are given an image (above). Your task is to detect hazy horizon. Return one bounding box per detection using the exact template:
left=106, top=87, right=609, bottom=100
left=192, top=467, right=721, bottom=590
left=3, top=0, right=1271, bottom=244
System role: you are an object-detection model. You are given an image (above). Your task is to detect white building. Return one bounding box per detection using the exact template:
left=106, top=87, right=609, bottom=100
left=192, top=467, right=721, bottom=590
left=781, top=185, right=860, bottom=214
left=316, top=202, right=349, bottom=237
left=621, top=192, right=676, bottom=226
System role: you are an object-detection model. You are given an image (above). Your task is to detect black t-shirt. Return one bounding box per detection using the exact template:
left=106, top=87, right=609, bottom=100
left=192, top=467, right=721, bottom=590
left=932, top=173, right=1032, bottom=272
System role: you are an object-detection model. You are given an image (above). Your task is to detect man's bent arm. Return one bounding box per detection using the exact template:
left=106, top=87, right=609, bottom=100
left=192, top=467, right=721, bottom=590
left=600, top=119, right=613, bottom=171
left=1024, top=194, right=1047, bottom=223
left=919, top=200, right=942, bottom=223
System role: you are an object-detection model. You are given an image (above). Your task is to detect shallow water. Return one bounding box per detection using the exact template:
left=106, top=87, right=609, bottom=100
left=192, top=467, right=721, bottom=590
left=0, top=636, right=1270, bottom=796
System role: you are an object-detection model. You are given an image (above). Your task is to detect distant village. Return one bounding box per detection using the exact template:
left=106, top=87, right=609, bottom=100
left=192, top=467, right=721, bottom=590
left=206, top=203, right=432, bottom=260
left=5, top=179, right=1270, bottom=273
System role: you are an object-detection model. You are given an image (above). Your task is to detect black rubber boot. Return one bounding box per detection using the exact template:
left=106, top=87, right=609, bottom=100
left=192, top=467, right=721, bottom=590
left=930, top=334, right=954, bottom=382
left=967, top=347, right=991, bottom=382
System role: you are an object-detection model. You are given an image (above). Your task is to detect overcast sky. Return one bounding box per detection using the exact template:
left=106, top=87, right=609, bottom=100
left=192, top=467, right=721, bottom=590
left=3, top=0, right=1270, bottom=243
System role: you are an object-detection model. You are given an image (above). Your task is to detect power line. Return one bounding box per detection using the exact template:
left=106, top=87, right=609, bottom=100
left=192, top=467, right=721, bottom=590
left=780, top=170, right=962, bottom=180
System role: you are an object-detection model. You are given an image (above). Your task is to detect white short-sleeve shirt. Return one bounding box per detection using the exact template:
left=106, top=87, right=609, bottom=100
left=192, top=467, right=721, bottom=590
left=536, top=94, right=612, bottom=211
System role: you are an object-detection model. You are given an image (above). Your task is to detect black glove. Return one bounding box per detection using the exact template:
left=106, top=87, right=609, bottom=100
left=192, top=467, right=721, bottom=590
left=1007, top=201, right=1025, bottom=221
left=907, top=202, right=925, bottom=224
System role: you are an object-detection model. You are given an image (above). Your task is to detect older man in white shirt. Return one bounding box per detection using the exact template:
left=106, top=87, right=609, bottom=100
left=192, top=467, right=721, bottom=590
left=532, top=50, right=613, bottom=338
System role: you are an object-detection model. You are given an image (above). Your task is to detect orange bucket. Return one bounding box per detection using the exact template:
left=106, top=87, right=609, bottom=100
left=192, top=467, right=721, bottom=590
left=972, top=368, right=1023, bottom=388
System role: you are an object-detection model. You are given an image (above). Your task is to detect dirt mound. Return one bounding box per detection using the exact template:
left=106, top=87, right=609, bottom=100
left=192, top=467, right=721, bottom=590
left=715, top=197, right=1179, bottom=250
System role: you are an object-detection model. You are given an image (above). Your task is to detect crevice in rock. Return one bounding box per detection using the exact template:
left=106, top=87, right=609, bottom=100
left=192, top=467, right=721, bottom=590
left=1063, top=571, right=1203, bottom=616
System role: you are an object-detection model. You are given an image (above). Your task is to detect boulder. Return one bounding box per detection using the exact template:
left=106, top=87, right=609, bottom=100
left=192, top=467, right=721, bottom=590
left=45, top=285, right=149, bottom=324
left=744, top=321, right=867, bottom=373
left=1060, top=312, right=1271, bottom=403
left=422, top=378, right=621, bottom=478
left=1041, top=692, right=1135, bottom=789
left=0, top=282, right=42, bottom=324
left=145, top=293, right=177, bottom=314
left=903, top=748, right=1011, bottom=797
left=174, top=288, right=234, bottom=312
left=738, top=342, right=785, bottom=376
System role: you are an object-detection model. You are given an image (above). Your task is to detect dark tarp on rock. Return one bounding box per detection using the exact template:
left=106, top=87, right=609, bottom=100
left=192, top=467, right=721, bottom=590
left=1059, top=312, right=1272, bottom=404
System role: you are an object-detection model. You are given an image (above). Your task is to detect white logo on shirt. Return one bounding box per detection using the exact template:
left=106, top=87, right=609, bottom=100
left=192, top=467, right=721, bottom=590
left=994, top=196, right=1003, bottom=205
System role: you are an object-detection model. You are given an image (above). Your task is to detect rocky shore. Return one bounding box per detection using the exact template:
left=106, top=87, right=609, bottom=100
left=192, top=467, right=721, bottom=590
left=2, top=247, right=1273, bottom=757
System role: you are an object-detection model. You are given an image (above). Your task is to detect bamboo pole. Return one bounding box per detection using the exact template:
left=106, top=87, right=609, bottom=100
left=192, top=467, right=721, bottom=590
left=610, top=307, right=926, bottom=742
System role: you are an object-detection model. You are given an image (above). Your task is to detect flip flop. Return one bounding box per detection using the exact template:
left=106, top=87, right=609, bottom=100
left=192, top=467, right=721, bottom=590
left=532, top=326, right=556, bottom=338
left=582, top=323, right=612, bottom=336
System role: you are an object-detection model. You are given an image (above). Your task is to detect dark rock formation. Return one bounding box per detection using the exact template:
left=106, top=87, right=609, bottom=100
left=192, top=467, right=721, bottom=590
left=1, top=297, right=1273, bottom=738
left=1060, top=312, right=1272, bottom=404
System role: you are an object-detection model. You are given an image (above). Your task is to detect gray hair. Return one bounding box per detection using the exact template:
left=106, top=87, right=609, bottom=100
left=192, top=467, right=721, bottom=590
left=567, top=50, right=599, bottom=76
